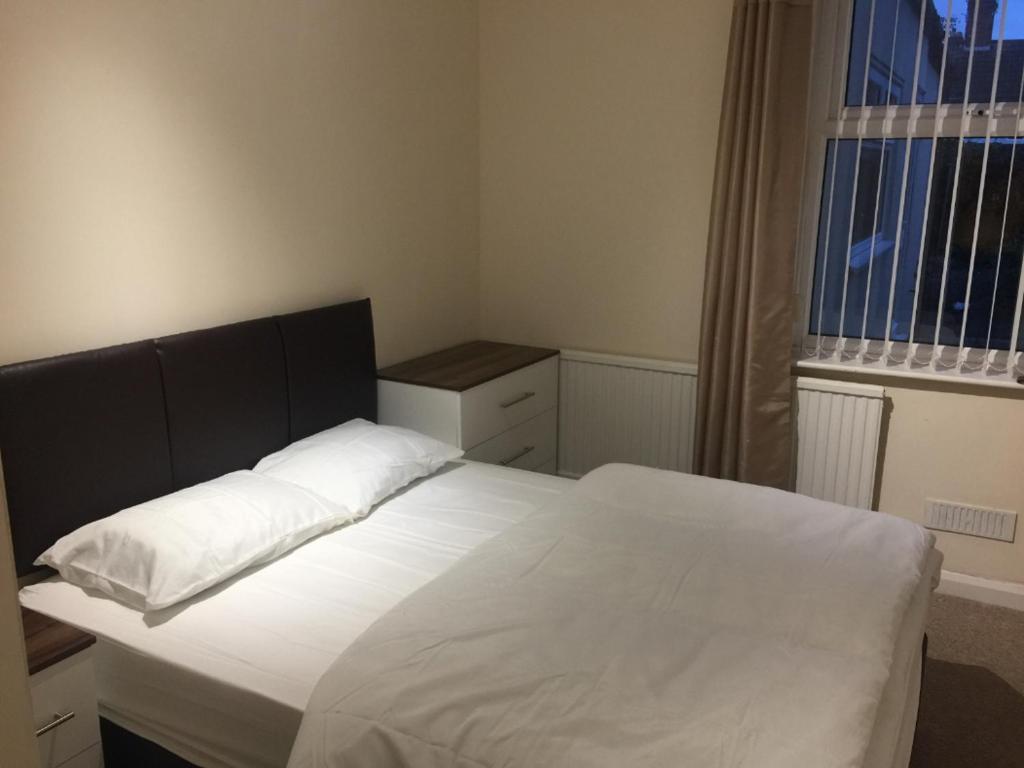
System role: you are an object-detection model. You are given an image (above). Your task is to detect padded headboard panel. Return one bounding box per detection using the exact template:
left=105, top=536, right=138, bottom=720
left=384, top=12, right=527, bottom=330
left=278, top=302, right=377, bottom=442
left=0, top=343, right=174, bottom=578
left=0, top=298, right=376, bottom=576
left=157, top=318, right=290, bottom=490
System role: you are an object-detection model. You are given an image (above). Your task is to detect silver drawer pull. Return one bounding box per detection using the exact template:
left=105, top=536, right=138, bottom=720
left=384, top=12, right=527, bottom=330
left=500, top=446, right=535, bottom=466
left=500, top=391, right=535, bottom=409
left=36, top=711, right=75, bottom=738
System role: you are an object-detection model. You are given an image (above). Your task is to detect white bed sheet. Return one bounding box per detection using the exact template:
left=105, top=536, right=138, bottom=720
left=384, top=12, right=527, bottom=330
left=20, top=461, right=573, bottom=768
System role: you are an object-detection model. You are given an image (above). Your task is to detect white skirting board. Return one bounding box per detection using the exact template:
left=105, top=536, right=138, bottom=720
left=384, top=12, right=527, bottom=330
left=936, top=570, right=1024, bottom=612
left=558, top=352, right=884, bottom=510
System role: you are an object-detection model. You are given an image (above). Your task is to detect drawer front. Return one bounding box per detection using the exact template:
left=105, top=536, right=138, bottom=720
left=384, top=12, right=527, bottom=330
left=31, top=652, right=101, bottom=768
left=460, top=357, right=557, bottom=449
left=463, top=408, right=556, bottom=471
left=534, top=458, right=557, bottom=475
left=57, top=743, right=103, bottom=768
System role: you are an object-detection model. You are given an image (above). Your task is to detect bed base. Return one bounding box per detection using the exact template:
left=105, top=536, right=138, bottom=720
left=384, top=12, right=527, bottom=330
left=100, top=718, right=200, bottom=768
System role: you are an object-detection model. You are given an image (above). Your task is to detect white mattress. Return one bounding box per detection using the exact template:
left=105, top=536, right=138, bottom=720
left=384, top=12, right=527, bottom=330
left=21, top=461, right=573, bottom=768
left=864, top=546, right=942, bottom=768
left=21, top=462, right=937, bottom=768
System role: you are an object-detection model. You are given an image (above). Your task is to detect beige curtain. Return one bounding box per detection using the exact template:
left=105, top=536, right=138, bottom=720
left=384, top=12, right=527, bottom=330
left=693, top=0, right=813, bottom=489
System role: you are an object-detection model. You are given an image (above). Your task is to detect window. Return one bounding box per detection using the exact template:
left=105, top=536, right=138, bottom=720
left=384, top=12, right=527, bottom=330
left=799, top=0, right=1024, bottom=384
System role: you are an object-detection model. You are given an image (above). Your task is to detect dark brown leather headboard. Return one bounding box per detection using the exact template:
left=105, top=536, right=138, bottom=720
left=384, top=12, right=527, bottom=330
left=0, top=299, right=376, bottom=576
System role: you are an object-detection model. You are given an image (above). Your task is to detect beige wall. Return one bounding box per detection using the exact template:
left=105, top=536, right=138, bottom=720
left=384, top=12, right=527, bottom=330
left=875, top=381, right=1024, bottom=584
left=479, top=0, right=731, bottom=361
left=0, top=0, right=480, bottom=369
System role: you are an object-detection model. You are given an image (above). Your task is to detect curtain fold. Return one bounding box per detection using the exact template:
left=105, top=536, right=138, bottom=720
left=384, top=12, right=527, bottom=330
left=693, top=0, right=813, bottom=489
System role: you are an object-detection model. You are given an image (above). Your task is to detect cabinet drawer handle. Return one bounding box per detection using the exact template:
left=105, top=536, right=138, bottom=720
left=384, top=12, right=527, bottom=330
left=36, top=711, right=75, bottom=738
left=500, top=391, right=535, bottom=409
left=499, top=446, right=535, bottom=466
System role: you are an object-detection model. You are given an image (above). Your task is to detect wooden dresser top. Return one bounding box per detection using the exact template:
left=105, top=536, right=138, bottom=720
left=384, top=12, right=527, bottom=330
left=378, top=341, right=559, bottom=392
left=22, top=607, right=96, bottom=676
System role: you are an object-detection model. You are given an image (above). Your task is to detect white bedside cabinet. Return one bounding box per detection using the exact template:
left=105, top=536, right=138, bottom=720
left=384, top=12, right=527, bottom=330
left=378, top=341, right=559, bottom=474
left=23, top=608, right=104, bottom=768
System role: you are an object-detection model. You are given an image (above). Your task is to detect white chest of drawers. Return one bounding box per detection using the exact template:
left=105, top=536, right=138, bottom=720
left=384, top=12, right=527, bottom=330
left=378, top=341, right=559, bottom=473
left=23, top=608, right=104, bottom=768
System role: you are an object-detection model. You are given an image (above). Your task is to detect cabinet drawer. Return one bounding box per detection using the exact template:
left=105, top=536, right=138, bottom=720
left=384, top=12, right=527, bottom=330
left=56, top=744, right=103, bottom=768
left=460, top=357, right=557, bottom=449
left=534, top=458, right=557, bottom=475
left=31, top=652, right=101, bottom=768
left=463, top=408, right=556, bottom=471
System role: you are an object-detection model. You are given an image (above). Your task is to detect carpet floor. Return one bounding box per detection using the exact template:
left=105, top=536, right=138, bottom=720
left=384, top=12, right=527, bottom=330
left=909, top=594, right=1024, bottom=768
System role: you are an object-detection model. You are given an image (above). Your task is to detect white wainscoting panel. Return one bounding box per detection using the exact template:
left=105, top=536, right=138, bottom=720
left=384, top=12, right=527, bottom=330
left=558, top=353, right=885, bottom=511
left=557, top=351, right=698, bottom=478
left=794, top=378, right=885, bottom=509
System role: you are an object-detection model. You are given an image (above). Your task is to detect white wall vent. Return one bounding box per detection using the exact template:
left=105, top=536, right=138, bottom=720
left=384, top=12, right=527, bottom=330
left=925, top=499, right=1018, bottom=543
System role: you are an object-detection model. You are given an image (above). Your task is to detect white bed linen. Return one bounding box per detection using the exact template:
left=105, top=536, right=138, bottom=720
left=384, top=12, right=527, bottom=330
left=289, top=464, right=937, bottom=768
left=20, top=461, right=572, bottom=768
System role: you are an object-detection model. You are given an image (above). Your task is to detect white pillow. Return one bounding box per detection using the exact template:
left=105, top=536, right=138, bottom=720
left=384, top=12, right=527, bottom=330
left=36, top=471, right=354, bottom=611
left=254, top=419, right=463, bottom=515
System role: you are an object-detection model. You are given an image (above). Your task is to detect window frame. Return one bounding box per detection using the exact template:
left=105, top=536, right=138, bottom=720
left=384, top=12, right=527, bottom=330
left=794, top=0, right=1024, bottom=388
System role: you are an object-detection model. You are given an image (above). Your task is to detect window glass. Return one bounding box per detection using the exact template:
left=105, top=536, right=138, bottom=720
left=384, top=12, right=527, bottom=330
left=847, top=0, right=1024, bottom=107
left=913, top=137, right=1024, bottom=348
left=810, top=136, right=1024, bottom=350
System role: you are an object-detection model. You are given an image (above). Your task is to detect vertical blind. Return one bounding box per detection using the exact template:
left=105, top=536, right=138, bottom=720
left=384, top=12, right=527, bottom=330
left=804, top=0, right=1024, bottom=385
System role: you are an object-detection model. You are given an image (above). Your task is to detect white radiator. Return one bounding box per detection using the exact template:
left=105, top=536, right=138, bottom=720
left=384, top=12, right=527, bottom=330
left=793, top=377, right=885, bottom=509
left=557, top=351, right=698, bottom=478
left=557, top=353, right=884, bottom=510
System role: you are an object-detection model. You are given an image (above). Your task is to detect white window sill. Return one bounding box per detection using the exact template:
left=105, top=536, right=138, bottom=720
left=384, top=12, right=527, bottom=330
left=793, top=357, right=1024, bottom=392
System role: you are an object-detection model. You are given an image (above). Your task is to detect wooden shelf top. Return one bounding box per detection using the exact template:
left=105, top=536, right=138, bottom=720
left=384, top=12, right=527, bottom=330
left=22, top=607, right=96, bottom=676
left=378, top=341, right=559, bottom=392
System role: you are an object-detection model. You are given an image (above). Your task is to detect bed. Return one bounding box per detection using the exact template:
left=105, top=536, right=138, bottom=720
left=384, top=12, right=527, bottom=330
left=2, top=299, right=940, bottom=768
